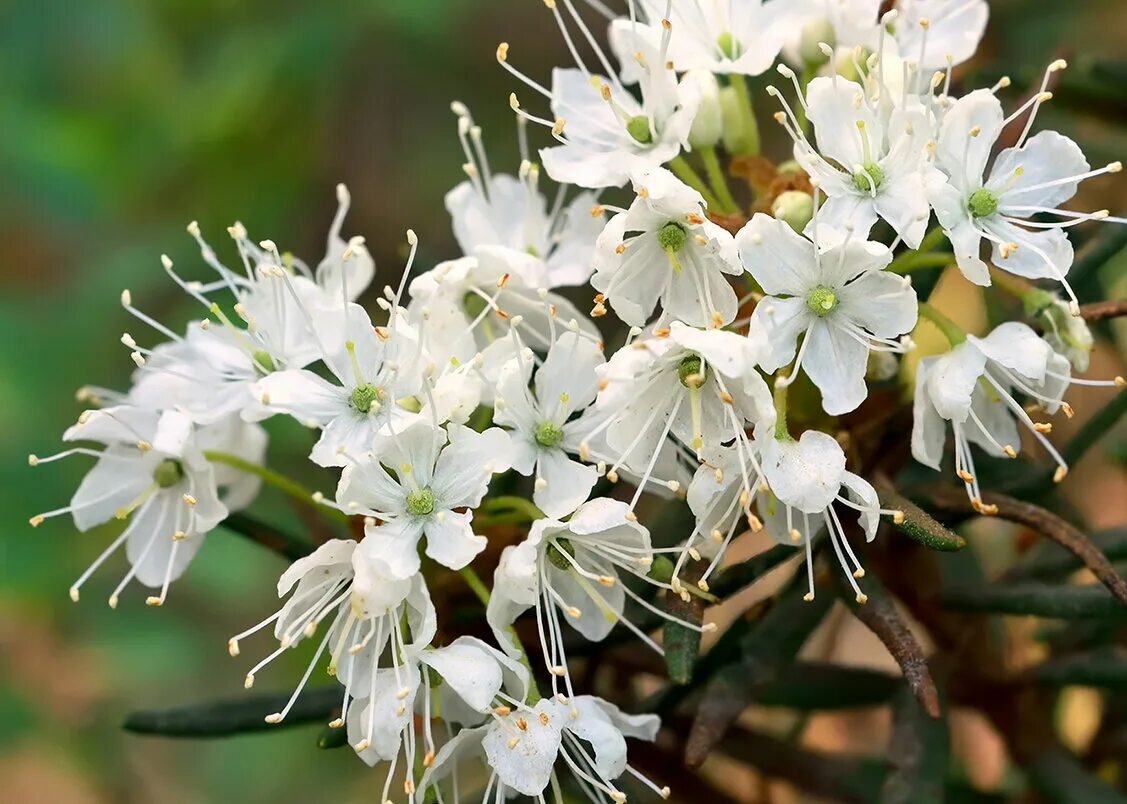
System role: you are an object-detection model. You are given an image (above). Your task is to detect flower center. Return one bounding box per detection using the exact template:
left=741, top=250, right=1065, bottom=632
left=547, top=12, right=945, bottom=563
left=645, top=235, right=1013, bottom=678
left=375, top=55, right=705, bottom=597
left=717, top=31, right=742, bottom=60
left=547, top=537, right=576, bottom=571
left=406, top=488, right=436, bottom=517
left=350, top=383, right=380, bottom=413
left=153, top=459, right=183, bottom=489
left=252, top=349, right=276, bottom=373
left=806, top=286, right=838, bottom=317
left=678, top=355, right=706, bottom=388
left=968, top=188, right=999, bottom=218
left=657, top=222, right=688, bottom=253
left=534, top=420, right=565, bottom=448
left=851, top=162, right=885, bottom=192
left=626, top=115, right=653, bottom=144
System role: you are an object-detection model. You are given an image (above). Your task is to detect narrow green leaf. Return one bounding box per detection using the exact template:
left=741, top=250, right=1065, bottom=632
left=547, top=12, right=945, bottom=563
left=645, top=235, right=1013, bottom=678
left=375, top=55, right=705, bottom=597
left=1031, top=647, right=1127, bottom=689
left=123, top=688, right=338, bottom=738
left=881, top=685, right=950, bottom=804
left=940, top=583, right=1127, bottom=619
left=663, top=559, right=705, bottom=685
left=746, top=662, right=901, bottom=710
left=317, top=723, right=349, bottom=749
left=1024, top=747, right=1127, bottom=804
left=876, top=481, right=966, bottom=552
left=1008, top=529, right=1127, bottom=580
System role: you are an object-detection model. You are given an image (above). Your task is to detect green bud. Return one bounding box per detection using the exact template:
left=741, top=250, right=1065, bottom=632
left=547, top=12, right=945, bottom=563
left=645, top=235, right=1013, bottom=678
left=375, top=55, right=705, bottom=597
left=717, top=31, right=742, bottom=60
left=406, top=488, right=436, bottom=517
left=806, top=285, right=838, bottom=317
left=771, top=190, right=815, bottom=232
left=153, top=459, right=184, bottom=489
left=252, top=349, right=276, bottom=373
left=350, top=383, right=380, bottom=413
left=686, top=69, right=722, bottom=149
left=968, top=188, right=999, bottom=218
left=547, top=537, right=576, bottom=571
left=648, top=555, right=675, bottom=584
left=678, top=355, right=706, bottom=388
left=534, top=420, right=565, bottom=449
left=658, top=222, right=688, bottom=253
left=626, top=115, right=653, bottom=144
left=851, top=162, right=885, bottom=192
left=719, top=85, right=748, bottom=155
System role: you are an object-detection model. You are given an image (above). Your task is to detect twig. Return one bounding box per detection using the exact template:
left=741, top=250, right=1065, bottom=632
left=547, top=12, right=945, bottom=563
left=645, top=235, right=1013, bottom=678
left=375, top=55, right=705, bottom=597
left=1078, top=298, right=1127, bottom=323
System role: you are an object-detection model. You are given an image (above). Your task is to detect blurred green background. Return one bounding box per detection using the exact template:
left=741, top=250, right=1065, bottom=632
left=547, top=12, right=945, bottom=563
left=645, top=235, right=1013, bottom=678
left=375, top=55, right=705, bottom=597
left=1, top=1, right=1125, bottom=801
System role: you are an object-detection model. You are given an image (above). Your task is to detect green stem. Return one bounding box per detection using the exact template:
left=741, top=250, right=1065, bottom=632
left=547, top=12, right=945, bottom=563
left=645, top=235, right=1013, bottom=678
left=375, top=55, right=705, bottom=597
left=917, top=302, right=967, bottom=346
left=458, top=566, right=542, bottom=704
left=670, top=156, right=722, bottom=212
left=773, top=381, right=790, bottom=440
left=889, top=253, right=955, bottom=274
left=729, top=73, right=760, bottom=156
left=699, top=147, right=740, bottom=215
left=887, top=227, right=949, bottom=274
left=478, top=496, right=544, bottom=522
left=203, top=450, right=348, bottom=524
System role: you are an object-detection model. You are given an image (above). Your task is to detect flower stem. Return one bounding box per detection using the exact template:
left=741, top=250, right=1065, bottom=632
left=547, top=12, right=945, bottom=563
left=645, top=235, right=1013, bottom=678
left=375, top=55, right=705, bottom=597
left=888, top=227, right=950, bottom=274
left=699, top=147, right=740, bottom=215
left=203, top=450, right=349, bottom=524
left=458, top=566, right=543, bottom=704
left=670, top=156, right=722, bottom=212
left=729, top=73, right=760, bottom=156
left=773, top=381, right=790, bottom=440
left=917, top=302, right=967, bottom=346
left=478, top=495, right=544, bottom=522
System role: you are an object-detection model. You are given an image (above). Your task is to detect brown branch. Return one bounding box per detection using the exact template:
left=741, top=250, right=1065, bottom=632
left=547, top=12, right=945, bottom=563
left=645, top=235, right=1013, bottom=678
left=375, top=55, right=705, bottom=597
left=921, top=487, right=1127, bottom=609
left=1078, top=298, right=1127, bottom=323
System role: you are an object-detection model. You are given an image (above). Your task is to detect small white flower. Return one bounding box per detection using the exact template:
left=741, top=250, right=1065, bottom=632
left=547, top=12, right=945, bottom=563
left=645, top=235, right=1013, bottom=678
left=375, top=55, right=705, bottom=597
left=31, top=407, right=263, bottom=607
left=447, top=104, right=604, bottom=288
left=336, top=420, right=512, bottom=578
left=927, top=76, right=1122, bottom=309
left=893, top=0, right=989, bottom=71
left=737, top=215, right=917, bottom=414
left=254, top=303, right=424, bottom=468
left=1037, top=293, right=1095, bottom=372
left=494, top=330, right=604, bottom=518
left=758, top=429, right=896, bottom=601
left=910, top=322, right=1123, bottom=511
left=592, top=167, right=743, bottom=328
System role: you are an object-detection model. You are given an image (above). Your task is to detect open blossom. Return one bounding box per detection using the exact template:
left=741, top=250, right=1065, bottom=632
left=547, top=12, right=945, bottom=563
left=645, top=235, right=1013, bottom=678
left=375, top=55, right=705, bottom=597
left=336, top=421, right=511, bottom=578
left=592, top=166, right=743, bottom=328
left=775, top=72, right=937, bottom=248
left=446, top=104, right=603, bottom=289
left=494, top=330, right=604, bottom=518
left=254, top=301, right=423, bottom=467
left=738, top=215, right=917, bottom=415
left=893, top=0, right=989, bottom=71
left=927, top=75, right=1122, bottom=308
left=498, top=3, right=699, bottom=189
left=31, top=407, right=264, bottom=607
left=909, top=322, right=1113, bottom=512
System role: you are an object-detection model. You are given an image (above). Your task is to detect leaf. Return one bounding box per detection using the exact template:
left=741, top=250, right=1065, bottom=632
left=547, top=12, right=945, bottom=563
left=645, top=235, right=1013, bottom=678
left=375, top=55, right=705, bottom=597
left=123, top=688, right=338, bottom=738
left=220, top=513, right=316, bottom=562
left=745, top=662, right=901, bottom=710
left=1031, top=647, right=1127, bottom=689
left=663, top=559, right=705, bottom=685
left=317, top=722, right=350, bottom=749
left=874, top=477, right=966, bottom=552
left=1024, top=747, right=1127, bottom=804
left=838, top=572, right=940, bottom=718
left=939, top=583, right=1127, bottom=619
left=881, top=684, right=950, bottom=804
left=685, top=579, right=832, bottom=767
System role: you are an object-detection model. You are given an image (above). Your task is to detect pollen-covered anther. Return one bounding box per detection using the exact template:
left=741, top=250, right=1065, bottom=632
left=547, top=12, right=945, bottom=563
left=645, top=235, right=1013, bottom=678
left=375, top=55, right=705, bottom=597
left=598, top=575, right=616, bottom=587
left=790, top=528, right=802, bottom=543
left=228, top=639, right=240, bottom=657
left=1054, top=466, right=1069, bottom=483
left=565, top=606, right=581, bottom=618
left=697, top=579, right=710, bottom=592
left=688, top=547, right=701, bottom=561
left=853, top=568, right=866, bottom=579
left=328, top=718, right=344, bottom=729
left=353, top=739, right=371, bottom=753
left=494, top=705, right=512, bottom=716
left=1062, top=402, right=1075, bottom=418
left=1003, top=445, right=1018, bottom=458
left=892, top=511, right=905, bottom=525
left=264, top=713, right=284, bottom=725
left=803, top=592, right=816, bottom=602
left=856, top=593, right=869, bottom=605
left=957, top=470, right=975, bottom=483
left=711, top=529, right=723, bottom=544
left=550, top=665, right=567, bottom=677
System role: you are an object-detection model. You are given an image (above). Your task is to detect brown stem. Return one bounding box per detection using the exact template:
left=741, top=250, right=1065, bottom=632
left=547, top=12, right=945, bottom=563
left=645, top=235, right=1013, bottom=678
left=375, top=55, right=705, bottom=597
left=1078, top=298, right=1127, bottom=323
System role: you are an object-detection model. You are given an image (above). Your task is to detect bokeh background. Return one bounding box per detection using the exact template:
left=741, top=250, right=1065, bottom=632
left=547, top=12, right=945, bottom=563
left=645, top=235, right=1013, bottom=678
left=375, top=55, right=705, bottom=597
left=2, top=1, right=1126, bottom=802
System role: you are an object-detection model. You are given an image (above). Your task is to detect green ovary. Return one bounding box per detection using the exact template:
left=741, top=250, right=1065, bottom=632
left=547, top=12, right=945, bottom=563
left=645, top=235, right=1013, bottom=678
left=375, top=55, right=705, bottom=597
left=968, top=188, right=999, bottom=218
left=153, top=459, right=183, bottom=489
left=806, top=286, right=838, bottom=317
left=535, top=421, right=565, bottom=449
left=851, top=162, right=885, bottom=192
left=406, top=488, right=436, bottom=517
left=350, top=384, right=380, bottom=413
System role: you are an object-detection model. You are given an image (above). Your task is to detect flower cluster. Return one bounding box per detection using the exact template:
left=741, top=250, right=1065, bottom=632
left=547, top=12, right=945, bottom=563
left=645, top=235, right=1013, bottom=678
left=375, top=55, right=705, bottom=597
left=32, top=0, right=1125, bottom=801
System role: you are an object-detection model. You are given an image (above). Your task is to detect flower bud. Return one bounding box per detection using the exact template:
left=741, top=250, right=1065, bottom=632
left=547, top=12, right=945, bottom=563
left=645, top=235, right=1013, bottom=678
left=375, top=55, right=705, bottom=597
left=686, top=70, right=722, bottom=149
left=771, top=190, right=814, bottom=232
left=798, top=18, right=836, bottom=66
left=719, top=85, right=747, bottom=155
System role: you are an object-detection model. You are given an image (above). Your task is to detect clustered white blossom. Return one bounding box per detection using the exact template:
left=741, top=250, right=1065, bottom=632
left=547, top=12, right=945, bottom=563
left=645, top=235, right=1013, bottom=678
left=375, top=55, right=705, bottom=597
left=31, top=0, right=1125, bottom=801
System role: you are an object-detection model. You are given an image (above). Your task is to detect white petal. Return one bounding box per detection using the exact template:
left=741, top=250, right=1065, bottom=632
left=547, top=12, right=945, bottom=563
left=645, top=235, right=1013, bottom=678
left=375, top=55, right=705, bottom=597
left=423, top=509, right=486, bottom=571
left=762, top=430, right=847, bottom=514
left=432, top=425, right=511, bottom=508
left=802, top=319, right=870, bottom=415
left=535, top=449, right=598, bottom=519
left=837, top=270, right=918, bottom=338
left=735, top=213, right=817, bottom=296
left=482, top=700, right=563, bottom=797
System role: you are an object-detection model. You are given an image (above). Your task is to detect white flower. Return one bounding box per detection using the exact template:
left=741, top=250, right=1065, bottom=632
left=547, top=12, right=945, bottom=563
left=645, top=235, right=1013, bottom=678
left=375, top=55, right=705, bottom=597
left=911, top=322, right=1123, bottom=510
left=336, top=420, right=512, bottom=578
left=422, top=693, right=664, bottom=802
left=229, top=539, right=435, bottom=751
left=498, top=9, right=699, bottom=189
left=580, top=323, right=774, bottom=505
left=630, top=0, right=792, bottom=76
left=780, top=0, right=882, bottom=67
left=494, top=330, right=604, bottom=518
left=927, top=76, right=1122, bottom=309
left=487, top=499, right=710, bottom=700
left=684, top=445, right=766, bottom=585
left=1037, top=293, right=1095, bottom=372
left=893, top=0, right=989, bottom=71
left=254, top=302, right=424, bottom=467
left=31, top=407, right=264, bottom=607
left=591, top=167, right=743, bottom=328
left=447, top=104, right=603, bottom=289
left=774, top=73, right=937, bottom=248
left=737, top=215, right=917, bottom=414
left=758, top=429, right=896, bottom=601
